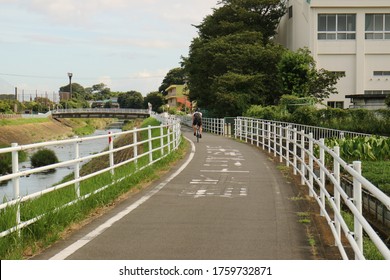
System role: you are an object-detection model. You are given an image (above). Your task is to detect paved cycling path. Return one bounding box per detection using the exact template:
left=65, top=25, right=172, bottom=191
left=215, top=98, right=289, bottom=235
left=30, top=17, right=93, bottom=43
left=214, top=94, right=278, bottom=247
left=34, top=127, right=312, bottom=260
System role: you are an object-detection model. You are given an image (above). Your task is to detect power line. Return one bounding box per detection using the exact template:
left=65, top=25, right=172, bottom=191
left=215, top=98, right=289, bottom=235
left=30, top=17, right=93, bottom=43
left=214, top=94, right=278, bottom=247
left=0, top=72, right=165, bottom=80
left=0, top=72, right=61, bottom=80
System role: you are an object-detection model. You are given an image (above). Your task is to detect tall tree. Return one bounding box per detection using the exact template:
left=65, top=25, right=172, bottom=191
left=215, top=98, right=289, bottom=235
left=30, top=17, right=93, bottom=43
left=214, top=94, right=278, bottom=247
left=196, top=0, right=286, bottom=44
left=183, top=0, right=286, bottom=117
left=118, top=91, right=144, bottom=109
left=184, top=30, right=285, bottom=116
left=144, top=91, right=165, bottom=113
left=159, top=67, right=186, bottom=95
left=277, top=48, right=345, bottom=101
left=59, top=83, right=86, bottom=101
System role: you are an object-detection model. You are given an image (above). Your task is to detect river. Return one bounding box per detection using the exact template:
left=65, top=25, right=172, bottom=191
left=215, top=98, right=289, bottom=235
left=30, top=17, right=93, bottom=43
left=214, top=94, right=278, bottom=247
left=0, top=122, right=123, bottom=200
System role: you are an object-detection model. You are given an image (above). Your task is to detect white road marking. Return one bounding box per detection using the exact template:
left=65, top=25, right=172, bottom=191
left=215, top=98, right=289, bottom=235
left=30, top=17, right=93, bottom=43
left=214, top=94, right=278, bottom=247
left=50, top=136, right=197, bottom=260
left=200, top=169, right=249, bottom=173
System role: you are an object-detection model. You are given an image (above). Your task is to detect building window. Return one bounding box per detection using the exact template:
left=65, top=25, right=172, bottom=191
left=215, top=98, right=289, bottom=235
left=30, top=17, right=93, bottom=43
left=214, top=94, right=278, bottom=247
left=327, top=101, right=344, bottom=109
left=332, top=71, right=346, bottom=76
left=318, top=14, right=356, bottom=40
left=288, top=6, right=293, bottom=19
left=373, top=71, right=390, bottom=76
left=364, top=90, right=390, bottom=95
left=365, top=14, right=390, bottom=39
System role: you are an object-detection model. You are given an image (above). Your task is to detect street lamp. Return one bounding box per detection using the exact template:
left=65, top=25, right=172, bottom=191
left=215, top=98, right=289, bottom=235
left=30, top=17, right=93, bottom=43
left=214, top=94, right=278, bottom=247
left=68, top=72, right=73, bottom=100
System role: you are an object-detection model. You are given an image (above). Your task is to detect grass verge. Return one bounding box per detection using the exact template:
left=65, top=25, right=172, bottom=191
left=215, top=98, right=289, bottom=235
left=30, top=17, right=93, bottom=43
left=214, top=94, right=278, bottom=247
left=341, top=210, right=385, bottom=260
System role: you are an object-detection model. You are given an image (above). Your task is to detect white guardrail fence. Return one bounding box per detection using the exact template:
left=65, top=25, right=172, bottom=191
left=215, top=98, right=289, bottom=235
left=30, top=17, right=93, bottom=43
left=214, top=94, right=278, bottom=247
left=0, top=115, right=181, bottom=238
left=199, top=116, right=389, bottom=260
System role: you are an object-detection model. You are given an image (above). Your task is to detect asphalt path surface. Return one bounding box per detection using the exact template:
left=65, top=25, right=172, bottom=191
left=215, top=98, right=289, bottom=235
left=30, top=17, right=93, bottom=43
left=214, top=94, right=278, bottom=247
left=34, top=127, right=312, bottom=260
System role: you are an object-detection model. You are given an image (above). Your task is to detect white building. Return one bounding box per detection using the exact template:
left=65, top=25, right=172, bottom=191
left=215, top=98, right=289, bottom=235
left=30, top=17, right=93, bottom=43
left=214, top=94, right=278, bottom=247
left=275, top=0, right=390, bottom=109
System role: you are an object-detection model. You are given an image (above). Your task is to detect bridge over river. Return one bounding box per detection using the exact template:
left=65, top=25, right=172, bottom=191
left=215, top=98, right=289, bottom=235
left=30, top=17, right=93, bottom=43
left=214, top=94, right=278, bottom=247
left=52, top=108, right=150, bottom=119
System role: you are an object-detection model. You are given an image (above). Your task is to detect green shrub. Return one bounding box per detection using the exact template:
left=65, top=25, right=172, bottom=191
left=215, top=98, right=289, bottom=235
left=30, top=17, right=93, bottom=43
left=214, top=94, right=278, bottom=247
left=244, top=105, right=288, bottom=120
left=291, top=106, right=317, bottom=126
left=279, top=95, right=315, bottom=114
left=30, top=149, right=59, bottom=168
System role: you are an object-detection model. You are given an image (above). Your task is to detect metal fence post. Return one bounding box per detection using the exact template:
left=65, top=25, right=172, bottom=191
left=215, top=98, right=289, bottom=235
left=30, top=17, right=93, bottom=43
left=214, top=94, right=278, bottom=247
left=267, top=122, right=271, bottom=153
left=244, top=119, right=248, bottom=142
left=234, top=118, right=238, bottom=139
left=108, top=132, right=114, bottom=176
left=262, top=121, right=265, bottom=150
left=301, top=130, right=305, bottom=185
left=273, top=123, right=277, bottom=157
left=256, top=120, right=260, bottom=147
left=250, top=119, right=254, bottom=145
left=319, top=139, right=325, bottom=216
left=166, top=127, right=170, bottom=154
left=160, top=126, right=164, bottom=157
left=279, top=125, right=283, bottom=163
left=148, top=125, right=153, bottom=164
left=176, top=122, right=180, bottom=149
left=353, top=161, right=363, bottom=259
left=308, top=133, right=314, bottom=197
left=286, top=126, right=290, bottom=167
left=74, top=137, right=81, bottom=197
left=333, top=146, right=341, bottom=246
left=11, top=143, right=21, bottom=236
left=11, top=143, right=20, bottom=200
left=293, top=128, right=297, bottom=175
left=133, top=130, right=138, bottom=170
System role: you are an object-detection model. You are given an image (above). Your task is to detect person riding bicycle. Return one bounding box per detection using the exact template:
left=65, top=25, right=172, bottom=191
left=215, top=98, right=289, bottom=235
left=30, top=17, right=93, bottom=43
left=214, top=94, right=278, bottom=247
left=192, top=108, right=203, bottom=138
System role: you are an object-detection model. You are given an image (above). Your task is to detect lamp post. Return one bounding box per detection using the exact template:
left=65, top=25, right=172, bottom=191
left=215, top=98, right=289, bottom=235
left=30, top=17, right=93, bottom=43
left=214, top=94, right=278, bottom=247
left=68, top=72, right=73, bottom=101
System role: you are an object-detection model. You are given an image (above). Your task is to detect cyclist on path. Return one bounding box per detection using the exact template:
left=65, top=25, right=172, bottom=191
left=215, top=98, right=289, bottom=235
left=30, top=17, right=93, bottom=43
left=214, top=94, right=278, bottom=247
left=192, top=108, right=203, bottom=138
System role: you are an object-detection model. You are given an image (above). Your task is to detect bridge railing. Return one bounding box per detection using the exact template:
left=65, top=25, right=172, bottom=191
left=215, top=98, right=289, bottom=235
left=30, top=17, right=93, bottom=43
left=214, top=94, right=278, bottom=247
left=52, top=108, right=150, bottom=114
left=234, top=117, right=390, bottom=260
left=0, top=118, right=181, bottom=239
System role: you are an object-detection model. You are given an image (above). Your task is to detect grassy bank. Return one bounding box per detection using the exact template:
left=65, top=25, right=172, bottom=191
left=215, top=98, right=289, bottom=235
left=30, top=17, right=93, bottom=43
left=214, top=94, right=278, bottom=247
left=0, top=118, right=51, bottom=127
left=0, top=118, right=187, bottom=259
left=0, top=117, right=115, bottom=175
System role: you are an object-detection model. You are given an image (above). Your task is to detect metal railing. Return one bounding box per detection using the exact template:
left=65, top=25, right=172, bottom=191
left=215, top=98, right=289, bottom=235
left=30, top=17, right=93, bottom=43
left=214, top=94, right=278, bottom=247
left=179, top=116, right=227, bottom=136
left=52, top=108, right=150, bottom=114
left=0, top=118, right=181, bottom=238
left=248, top=118, right=373, bottom=140
left=235, top=117, right=390, bottom=260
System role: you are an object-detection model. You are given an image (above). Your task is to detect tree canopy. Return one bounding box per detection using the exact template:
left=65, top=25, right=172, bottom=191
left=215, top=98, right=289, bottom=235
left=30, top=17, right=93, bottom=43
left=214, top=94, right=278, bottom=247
left=117, top=91, right=144, bottom=109
left=144, top=91, right=165, bottom=113
left=159, top=67, right=187, bottom=95
left=196, top=0, right=286, bottom=44
left=183, top=0, right=286, bottom=117
left=277, top=48, right=345, bottom=102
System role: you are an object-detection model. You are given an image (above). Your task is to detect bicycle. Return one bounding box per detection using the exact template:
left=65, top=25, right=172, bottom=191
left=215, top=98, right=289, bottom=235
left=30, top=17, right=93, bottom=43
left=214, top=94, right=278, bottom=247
left=196, top=125, right=201, bottom=143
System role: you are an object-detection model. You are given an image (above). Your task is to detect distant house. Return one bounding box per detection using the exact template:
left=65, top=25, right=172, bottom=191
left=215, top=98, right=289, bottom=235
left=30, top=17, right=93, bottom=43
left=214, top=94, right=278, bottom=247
left=166, top=85, right=191, bottom=110
left=91, top=98, right=120, bottom=108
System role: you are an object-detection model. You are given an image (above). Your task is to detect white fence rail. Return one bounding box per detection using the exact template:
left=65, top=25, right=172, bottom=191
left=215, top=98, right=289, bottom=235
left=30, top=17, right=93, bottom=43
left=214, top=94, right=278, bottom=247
left=179, top=116, right=227, bottom=136
left=235, top=117, right=390, bottom=260
left=52, top=108, right=150, bottom=114
left=0, top=118, right=181, bottom=238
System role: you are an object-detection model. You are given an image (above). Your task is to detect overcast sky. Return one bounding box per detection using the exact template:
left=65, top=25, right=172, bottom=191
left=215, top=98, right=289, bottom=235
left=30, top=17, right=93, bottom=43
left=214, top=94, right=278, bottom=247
left=0, top=0, right=218, bottom=97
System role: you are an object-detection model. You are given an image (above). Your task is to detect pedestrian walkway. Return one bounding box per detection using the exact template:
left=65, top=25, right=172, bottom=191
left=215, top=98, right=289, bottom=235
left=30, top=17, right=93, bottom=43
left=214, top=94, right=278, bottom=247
left=34, top=128, right=313, bottom=260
